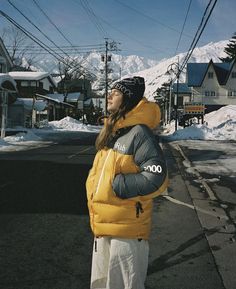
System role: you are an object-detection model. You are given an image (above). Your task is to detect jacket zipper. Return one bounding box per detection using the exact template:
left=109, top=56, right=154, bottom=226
left=94, top=149, right=112, bottom=196
left=90, top=149, right=112, bottom=239
left=136, top=201, right=144, bottom=218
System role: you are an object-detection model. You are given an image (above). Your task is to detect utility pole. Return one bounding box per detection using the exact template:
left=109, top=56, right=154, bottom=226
left=104, top=39, right=108, bottom=116
left=165, top=57, right=181, bottom=131
left=101, top=39, right=121, bottom=115
left=1, top=91, right=7, bottom=138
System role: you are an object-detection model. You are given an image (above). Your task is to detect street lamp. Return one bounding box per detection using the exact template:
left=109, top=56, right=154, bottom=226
left=166, top=60, right=181, bottom=131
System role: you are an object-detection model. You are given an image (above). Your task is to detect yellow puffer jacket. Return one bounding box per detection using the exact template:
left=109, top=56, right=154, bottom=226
left=86, top=98, right=168, bottom=240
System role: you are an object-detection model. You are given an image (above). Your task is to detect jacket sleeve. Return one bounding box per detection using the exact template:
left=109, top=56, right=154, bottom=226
left=112, top=125, right=168, bottom=199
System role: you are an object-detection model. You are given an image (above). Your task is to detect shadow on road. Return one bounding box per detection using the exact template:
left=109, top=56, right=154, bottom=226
left=0, top=160, right=90, bottom=215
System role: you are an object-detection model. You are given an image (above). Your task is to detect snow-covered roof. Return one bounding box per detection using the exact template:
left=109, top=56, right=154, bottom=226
left=187, top=60, right=235, bottom=87
left=47, top=93, right=65, bottom=103
left=38, top=93, right=74, bottom=108
left=0, top=73, right=17, bottom=91
left=65, top=92, right=84, bottom=102
left=172, top=83, right=191, bottom=94
left=14, top=98, right=47, bottom=111
left=8, top=71, right=57, bottom=87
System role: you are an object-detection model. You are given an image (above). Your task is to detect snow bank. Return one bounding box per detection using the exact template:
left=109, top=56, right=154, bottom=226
left=0, top=116, right=101, bottom=152
left=163, top=105, right=236, bottom=141
left=48, top=116, right=100, bottom=132
left=1, top=105, right=235, bottom=153
left=4, top=131, right=42, bottom=142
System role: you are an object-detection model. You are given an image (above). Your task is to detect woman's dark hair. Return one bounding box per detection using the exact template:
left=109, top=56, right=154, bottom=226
left=95, top=96, right=133, bottom=151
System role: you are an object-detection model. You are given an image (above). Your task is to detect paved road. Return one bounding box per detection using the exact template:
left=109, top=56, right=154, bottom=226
left=0, top=134, right=235, bottom=289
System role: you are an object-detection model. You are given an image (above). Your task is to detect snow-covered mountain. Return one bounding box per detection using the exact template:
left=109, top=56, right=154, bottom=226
left=33, top=51, right=158, bottom=80
left=125, top=40, right=228, bottom=100
left=32, top=40, right=228, bottom=100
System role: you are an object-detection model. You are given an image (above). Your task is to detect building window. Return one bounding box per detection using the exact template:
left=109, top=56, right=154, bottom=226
left=21, top=81, right=29, bottom=87
left=208, top=72, right=214, bottom=79
left=39, top=82, right=43, bottom=89
left=30, top=81, right=37, bottom=87
left=205, top=91, right=216, bottom=97
left=228, top=90, right=236, bottom=98
left=232, top=72, right=236, bottom=78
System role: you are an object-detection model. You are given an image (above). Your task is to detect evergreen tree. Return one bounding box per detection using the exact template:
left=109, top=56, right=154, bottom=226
left=220, top=32, right=236, bottom=62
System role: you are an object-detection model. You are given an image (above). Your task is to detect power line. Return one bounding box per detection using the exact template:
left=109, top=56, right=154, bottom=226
left=149, top=0, right=218, bottom=89
left=114, top=0, right=193, bottom=39
left=174, top=0, right=193, bottom=56
left=7, top=0, right=72, bottom=58
left=96, top=15, right=168, bottom=55
left=179, top=0, right=218, bottom=73
left=0, top=9, right=97, bottom=79
left=5, top=1, right=102, bottom=75
left=32, top=0, right=74, bottom=46
left=78, top=0, right=109, bottom=38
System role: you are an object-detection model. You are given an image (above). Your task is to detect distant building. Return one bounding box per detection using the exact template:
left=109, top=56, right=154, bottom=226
left=172, top=83, right=192, bottom=107
left=9, top=71, right=57, bottom=98
left=0, top=38, right=18, bottom=135
left=186, top=59, right=236, bottom=112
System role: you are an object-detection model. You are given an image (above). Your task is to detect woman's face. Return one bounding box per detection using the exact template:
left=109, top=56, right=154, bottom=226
left=107, top=89, right=124, bottom=113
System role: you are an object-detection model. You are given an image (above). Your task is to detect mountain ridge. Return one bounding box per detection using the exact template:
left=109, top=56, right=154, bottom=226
left=32, top=40, right=228, bottom=100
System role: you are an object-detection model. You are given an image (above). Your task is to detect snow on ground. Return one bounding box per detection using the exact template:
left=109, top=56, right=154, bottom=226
left=0, top=117, right=101, bottom=152
left=0, top=107, right=235, bottom=185
left=48, top=116, right=101, bottom=132
left=173, top=139, right=236, bottom=179
left=162, top=105, right=236, bottom=141
left=1, top=105, right=236, bottom=153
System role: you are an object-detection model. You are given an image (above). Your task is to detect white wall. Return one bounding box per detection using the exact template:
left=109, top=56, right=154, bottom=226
left=192, top=63, right=236, bottom=105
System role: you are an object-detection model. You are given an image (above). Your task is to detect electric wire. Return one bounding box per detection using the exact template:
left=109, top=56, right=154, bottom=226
left=148, top=0, right=218, bottom=89
left=114, top=0, right=193, bottom=39
left=0, top=9, right=97, bottom=79
left=32, top=0, right=74, bottom=46
left=179, top=0, right=218, bottom=73
left=7, top=0, right=71, bottom=57
left=174, top=0, right=193, bottom=56
left=79, top=0, right=108, bottom=38
left=5, top=1, right=102, bottom=76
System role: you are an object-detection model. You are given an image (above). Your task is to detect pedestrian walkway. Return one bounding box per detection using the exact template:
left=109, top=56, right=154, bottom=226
left=146, top=142, right=235, bottom=289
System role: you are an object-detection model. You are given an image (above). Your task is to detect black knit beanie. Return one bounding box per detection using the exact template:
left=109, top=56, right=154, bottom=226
left=111, top=76, right=145, bottom=109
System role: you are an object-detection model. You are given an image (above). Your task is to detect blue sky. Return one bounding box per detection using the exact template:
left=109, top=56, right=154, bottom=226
left=0, top=0, right=235, bottom=61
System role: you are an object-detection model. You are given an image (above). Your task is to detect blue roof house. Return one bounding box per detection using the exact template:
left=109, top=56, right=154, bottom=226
left=186, top=59, right=236, bottom=112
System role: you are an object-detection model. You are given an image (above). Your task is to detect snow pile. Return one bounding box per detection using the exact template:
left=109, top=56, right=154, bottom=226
left=0, top=131, right=46, bottom=152
left=164, top=105, right=236, bottom=141
left=48, top=116, right=100, bottom=132
left=0, top=138, right=9, bottom=147
left=4, top=131, right=42, bottom=142
left=204, top=105, right=236, bottom=128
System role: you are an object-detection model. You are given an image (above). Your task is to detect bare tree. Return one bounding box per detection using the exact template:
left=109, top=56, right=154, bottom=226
left=1, top=25, right=39, bottom=69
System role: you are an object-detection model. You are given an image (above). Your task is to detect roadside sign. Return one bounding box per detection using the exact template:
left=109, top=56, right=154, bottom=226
left=184, top=102, right=205, bottom=114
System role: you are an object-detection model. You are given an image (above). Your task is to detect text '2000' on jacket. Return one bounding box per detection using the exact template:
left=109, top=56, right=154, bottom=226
left=86, top=98, right=169, bottom=240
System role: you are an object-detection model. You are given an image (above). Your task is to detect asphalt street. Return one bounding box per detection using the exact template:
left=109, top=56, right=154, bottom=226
left=0, top=133, right=235, bottom=289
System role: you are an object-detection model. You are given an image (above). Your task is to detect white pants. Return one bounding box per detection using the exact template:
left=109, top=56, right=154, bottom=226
left=90, top=237, right=149, bottom=289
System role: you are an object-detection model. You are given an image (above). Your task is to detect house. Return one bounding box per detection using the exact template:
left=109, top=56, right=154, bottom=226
left=0, top=38, right=18, bottom=136
left=7, top=71, right=59, bottom=127
left=186, top=59, right=236, bottom=112
left=57, top=77, right=92, bottom=96
left=172, top=83, right=192, bottom=107
left=9, top=71, right=57, bottom=98
left=0, top=74, right=18, bottom=136
left=39, top=93, right=74, bottom=121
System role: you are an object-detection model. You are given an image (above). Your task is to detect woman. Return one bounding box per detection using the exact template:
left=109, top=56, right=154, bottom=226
left=86, top=76, right=168, bottom=289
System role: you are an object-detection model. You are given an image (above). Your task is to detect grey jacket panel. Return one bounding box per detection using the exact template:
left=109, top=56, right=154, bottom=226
left=112, top=124, right=167, bottom=199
